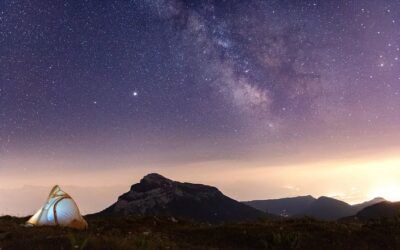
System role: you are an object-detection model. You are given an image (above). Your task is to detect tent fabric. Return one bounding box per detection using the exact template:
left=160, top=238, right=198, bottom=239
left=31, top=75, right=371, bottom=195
left=26, top=185, right=88, bottom=230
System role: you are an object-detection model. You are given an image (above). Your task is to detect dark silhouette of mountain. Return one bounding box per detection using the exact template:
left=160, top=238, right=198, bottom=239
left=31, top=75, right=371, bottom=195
left=244, top=196, right=386, bottom=220
left=244, top=196, right=354, bottom=220
left=301, top=196, right=355, bottom=220
left=243, top=195, right=316, bottom=217
left=95, top=173, right=269, bottom=223
left=355, top=201, right=400, bottom=219
left=352, top=197, right=386, bottom=211
left=95, top=174, right=388, bottom=222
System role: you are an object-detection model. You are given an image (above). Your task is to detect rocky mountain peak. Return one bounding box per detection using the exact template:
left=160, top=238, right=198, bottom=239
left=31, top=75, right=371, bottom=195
left=141, top=173, right=174, bottom=186
left=97, top=173, right=268, bottom=222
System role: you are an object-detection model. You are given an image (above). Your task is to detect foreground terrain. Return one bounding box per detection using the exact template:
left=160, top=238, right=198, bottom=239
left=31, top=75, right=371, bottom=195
left=1, top=216, right=400, bottom=249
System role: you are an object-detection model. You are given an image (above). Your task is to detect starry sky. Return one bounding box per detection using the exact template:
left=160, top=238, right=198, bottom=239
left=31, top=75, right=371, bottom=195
left=1, top=0, right=400, bottom=214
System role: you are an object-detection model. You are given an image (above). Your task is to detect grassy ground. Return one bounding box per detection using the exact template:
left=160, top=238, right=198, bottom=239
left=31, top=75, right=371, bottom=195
left=1, top=215, right=400, bottom=249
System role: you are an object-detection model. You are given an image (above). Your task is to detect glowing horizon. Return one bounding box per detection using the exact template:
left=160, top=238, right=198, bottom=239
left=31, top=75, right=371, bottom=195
left=1, top=144, right=400, bottom=216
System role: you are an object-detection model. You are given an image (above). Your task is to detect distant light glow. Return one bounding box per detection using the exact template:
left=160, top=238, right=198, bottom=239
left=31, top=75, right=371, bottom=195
left=368, top=184, right=400, bottom=202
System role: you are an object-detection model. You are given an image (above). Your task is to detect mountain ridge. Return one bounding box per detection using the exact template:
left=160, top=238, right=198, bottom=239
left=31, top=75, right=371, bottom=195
left=95, top=173, right=270, bottom=222
left=244, top=195, right=387, bottom=220
left=93, top=173, right=392, bottom=222
left=353, top=201, right=400, bottom=220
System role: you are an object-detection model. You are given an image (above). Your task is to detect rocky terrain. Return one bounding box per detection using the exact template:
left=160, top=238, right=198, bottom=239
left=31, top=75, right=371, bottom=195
left=96, top=173, right=269, bottom=222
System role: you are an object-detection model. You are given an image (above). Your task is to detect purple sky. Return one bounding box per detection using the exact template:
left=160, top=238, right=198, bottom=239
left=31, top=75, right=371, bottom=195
left=1, top=0, right=400, bottom=215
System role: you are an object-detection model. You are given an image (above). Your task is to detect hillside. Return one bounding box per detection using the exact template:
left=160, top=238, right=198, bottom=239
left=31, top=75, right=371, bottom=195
left=352, top=197, right=386, bottom=211
left=2, top=215, right=400, bottom=249
left=301, top=196, right=355, bottom=220
left=243, top=195, right=316, bottom=217
left=355, top=201, right=400, bottom=220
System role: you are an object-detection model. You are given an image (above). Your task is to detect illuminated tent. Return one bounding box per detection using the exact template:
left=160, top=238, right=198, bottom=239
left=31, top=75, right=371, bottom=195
left=26, top=185, right=88, bottom=230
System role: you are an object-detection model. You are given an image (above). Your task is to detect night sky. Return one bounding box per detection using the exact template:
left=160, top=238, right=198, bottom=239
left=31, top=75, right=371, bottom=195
left=1, top=0, right=400, bottom=214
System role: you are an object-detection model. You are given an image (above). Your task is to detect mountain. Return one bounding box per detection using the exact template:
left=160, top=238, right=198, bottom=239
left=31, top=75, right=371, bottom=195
left=244, top=196, right=354, bottom=220
left=245, top=196, right=386, bottom=220
left=352, top=197, right=386, bottom=211
left=243, top=195, right=316, bottom=217
left=355, top=201, right=400, bottom=219
left=96, top=173, right=268, bottom=223
left=301, top=196, right=355, bottom=220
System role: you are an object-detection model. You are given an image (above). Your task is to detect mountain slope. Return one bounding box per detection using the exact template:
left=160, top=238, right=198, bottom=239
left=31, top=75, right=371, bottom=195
left=243, top=195, right=316, bottom=217
left=96, top=173, right=268, bottom=222
left=355, top=201, right=400, bottom=219
left=244, top=196, right=387, bottom=220
left=301, top=196, right=355, bottom=220
left=352, top=197, right=386, bottom=211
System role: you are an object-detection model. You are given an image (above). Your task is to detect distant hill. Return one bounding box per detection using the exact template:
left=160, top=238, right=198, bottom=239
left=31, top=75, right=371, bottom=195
left=355, top=201, right=400, bottom=220
left=95, top=173, right=269, bottom=223
left=301, top=196, right=355, bottom=220
left=352, top=197, right=386, bottom=211
left=244, top=196, right=386, bottom=220
left=243, top=195, right=316, bottom=217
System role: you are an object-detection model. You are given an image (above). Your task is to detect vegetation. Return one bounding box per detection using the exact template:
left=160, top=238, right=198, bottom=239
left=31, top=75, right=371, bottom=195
left=1, top=215, right=400, bottom=249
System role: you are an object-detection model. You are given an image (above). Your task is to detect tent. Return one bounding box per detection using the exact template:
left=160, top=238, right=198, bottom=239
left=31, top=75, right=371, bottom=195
left=26, top=185, right=88, bottom=230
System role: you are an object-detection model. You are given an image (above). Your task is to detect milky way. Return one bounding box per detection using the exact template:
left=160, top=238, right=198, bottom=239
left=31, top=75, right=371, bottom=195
left=1, top=0, right=400, bottom=168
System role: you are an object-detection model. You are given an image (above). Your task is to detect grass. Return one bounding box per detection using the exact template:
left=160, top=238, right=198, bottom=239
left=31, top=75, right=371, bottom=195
left=1, top=215, right=400, bottom=249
